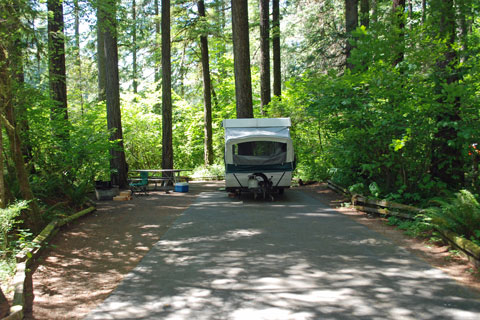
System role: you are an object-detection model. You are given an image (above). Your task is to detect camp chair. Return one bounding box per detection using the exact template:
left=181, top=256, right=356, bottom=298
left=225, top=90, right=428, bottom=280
left=129, top=171, right=149, bottom=196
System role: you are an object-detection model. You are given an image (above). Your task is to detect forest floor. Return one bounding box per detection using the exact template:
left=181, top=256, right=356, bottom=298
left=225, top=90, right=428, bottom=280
left=16, top=181, right=480, bottom=319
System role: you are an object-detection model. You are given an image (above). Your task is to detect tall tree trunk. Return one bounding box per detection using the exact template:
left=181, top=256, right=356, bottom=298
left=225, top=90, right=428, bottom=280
left=74, top=0, right=84, bottom=112
left=103, top=0, right=128, bottom=188
left=408, top=0, right=412, bottom=20
left=430, top=0, right=463, bottom=189
left=0, top=286, right=8, bottom=318
left=458, top=0, right=471, bottom=58
left=231, top=0, right=253, bottom=118
left=132, top=0, right=138, bottom=94
left=198, top=0, right=214, bottom=166
left=371, top=0, right=378, bottom=24
left=0, top=3, right=42, bottom=231
left=345, top=0, right=358, bottom=71
left=178, top=44, right=187, bottom=97
left=48, top=0, right=68, bottom=132
left=0, top=288, right=10, bottom=319
left=221, top=0, right=226, bottom=30
left=0, top=120, right=5, bottom=210
left=422, top=0, right=426, bottom=24
left=211, top=82, right=219, bottom=109
left=10, top=11, right=33, bottom=171
left=360, top=0, right=369, bottom=27
left=162, top=0, right=173, bottom=170
left=154, top=0, right=161, bottom=86
left=392, top=0, right=406, bottom=66
left=97, top=0, right=106, bottom=102
left=259, top=0, right=270, bottom=113
left=3, top=97, right=42, bottom=231
left=272, top=0, right=281, bottom=97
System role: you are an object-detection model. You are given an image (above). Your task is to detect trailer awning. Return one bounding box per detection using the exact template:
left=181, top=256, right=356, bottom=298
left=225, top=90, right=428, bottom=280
left=224, top=126, right=291, bottom=144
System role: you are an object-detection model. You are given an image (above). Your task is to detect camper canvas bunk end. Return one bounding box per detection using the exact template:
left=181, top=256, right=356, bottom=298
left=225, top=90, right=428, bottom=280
left=222, top=118, right=295, bottom=198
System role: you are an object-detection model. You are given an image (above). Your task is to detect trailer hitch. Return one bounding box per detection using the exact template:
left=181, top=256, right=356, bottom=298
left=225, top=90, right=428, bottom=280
left=248, top=173, right=274, bottom=201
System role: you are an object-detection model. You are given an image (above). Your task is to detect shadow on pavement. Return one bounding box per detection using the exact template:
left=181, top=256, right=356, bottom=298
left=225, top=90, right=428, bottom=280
left=86, top=190, right=480, bottom=320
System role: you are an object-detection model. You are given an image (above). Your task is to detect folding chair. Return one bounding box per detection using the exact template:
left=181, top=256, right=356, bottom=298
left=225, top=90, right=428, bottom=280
left=129, top=171, right=149, bottom=196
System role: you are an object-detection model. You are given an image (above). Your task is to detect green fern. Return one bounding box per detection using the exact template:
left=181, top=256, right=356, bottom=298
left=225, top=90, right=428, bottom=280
left=427, top=190, right=480, bottom=239
left=0, top=201, right=29, bottom=256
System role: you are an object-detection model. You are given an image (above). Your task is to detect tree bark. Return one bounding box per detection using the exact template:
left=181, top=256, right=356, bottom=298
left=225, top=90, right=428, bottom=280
left=162, top=0, right=173, bottom=170
left=360, top=0, right=369, bottom=28
left=0, top=119, right=5, bottom=210
left=103, top=0, right=128, bottom=188
left=430, top=0, right=463, bottom=189
left=47, top=0, right=68, bottom=124
left=0, top=5, right=42, bottom=232
left=422, top=0, right=426, bottom=24
left=458, top=0, right=471, bottom=57
left=132, top=0, right=138, bottom=94
left=371, top=0, right=378, bottom=24
left=154, top=0, right=161, bottom=86
left=259, top=0, right=270, bottom=113
left=272, top=0, right=281, bottom=97
left=231, top=0, right=253, bottom=118
left=408, top=0, right=412, bottom=20
left=178, top=44, right=187, bottom=97
left=74, top=0, right=84, bottom=111
left=345, top=0, right=358, bottom=71
left=198, top=0, right=214, bottom=166
left=0, top=286, right=8, bottom=318
left=97, top=0, right=106, bottom=102
left=392, top=0, right=406, bottom=66
left=10, top=9, right=33, bottom=172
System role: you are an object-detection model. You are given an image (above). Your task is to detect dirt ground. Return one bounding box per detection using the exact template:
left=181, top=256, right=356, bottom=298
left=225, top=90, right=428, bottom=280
left=19, top=182, right=480, bottom=319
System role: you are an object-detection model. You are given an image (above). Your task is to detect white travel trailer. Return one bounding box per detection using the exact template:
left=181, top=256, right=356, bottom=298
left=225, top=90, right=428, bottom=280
left=222, top=118, right=295, bottom=199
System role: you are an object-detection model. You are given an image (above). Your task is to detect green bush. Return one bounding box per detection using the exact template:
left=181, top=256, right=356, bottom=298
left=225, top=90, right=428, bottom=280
left=0, top=201, right=29, bottom=256
left=0, top=202, right=37, bottom=289
left=387, top=215, right=434, bottom=238
left=191, top=164, right=225, bottom=179
left=427, top=190, right=480, bottom=241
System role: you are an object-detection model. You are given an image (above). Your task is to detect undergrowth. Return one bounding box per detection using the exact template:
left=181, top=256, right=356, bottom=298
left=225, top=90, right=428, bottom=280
left=191, top=164, right=225, bottom=179
left=0, top=201, right=35, bottom=292
left=426, top=190, right=480, bottom=246
left=385, top=190, right=480, bottom=251
left=386, top=215, right=435, bottom=239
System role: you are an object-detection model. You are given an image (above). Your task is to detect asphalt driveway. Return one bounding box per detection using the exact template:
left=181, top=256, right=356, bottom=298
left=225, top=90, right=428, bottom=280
left=86, top=190, right=480, bottom=320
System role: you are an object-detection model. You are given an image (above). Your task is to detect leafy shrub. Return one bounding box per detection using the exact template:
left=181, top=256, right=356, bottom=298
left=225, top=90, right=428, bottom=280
left=0, top=201, right=29, bottom=256
left=427, top=190, right=480, bottom=241
left=348, top=183, right=365, bottom=195
left=0, top=202, right=37, bottom=289
left=369, top=182, right=381, bottom=198
left=387, top=215, right=434, bottom=238
left=27, top=99, right=112, bottom=206
left=191, top=164, right=225, bottom=179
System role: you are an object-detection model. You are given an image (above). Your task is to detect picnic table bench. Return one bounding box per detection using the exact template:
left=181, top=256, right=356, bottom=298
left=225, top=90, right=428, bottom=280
left=133, top=169, right=191, bottom=192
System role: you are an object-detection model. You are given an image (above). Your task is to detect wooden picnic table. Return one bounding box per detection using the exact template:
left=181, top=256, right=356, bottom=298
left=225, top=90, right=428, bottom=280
left=133, top=169, right=192, bottom=191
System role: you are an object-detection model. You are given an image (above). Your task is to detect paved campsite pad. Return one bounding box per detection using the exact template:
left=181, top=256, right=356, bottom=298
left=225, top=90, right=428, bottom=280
left=86, top=191, right=480, bottom=320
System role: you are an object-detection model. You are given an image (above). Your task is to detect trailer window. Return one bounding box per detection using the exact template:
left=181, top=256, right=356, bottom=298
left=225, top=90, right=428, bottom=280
left=233, top=141, right=287, bottom=165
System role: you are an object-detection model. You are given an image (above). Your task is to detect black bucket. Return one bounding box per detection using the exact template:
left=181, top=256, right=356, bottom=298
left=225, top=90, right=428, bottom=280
left=95, top=180, right=112, bottom=190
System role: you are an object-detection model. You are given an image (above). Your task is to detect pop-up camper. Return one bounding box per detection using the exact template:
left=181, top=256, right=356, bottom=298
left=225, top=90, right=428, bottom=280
left=222, top=118, right=295, bottom=198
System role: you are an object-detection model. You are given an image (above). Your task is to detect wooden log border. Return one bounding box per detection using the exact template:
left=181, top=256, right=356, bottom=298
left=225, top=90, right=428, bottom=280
left=327, top=180, right=480, bottom=267
left=2, top=206, right=96, bottom=320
